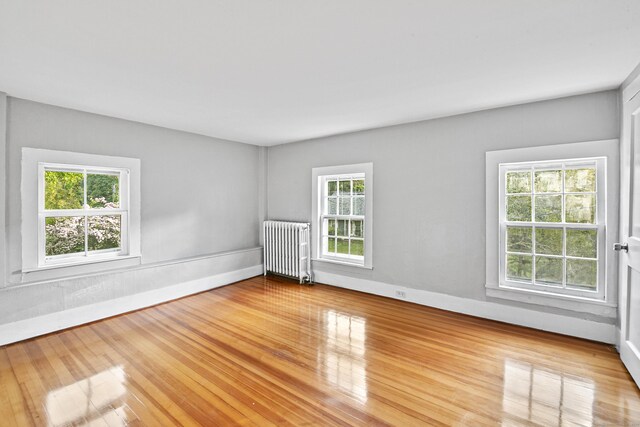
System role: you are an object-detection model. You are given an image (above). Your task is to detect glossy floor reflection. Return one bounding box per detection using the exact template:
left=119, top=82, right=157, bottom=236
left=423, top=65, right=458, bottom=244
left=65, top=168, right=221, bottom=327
left=46, top=366, right=127, bottom=427
left=502, top=359, right=595, bottom=426
left=1, top=275, right=639, bottom=426
left=322, top=310, right=368, bottom=403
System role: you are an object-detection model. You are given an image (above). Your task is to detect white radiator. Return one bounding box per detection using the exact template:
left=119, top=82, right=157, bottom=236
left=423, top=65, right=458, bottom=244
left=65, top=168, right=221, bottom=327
left=263, top=221, right=312, bottom=284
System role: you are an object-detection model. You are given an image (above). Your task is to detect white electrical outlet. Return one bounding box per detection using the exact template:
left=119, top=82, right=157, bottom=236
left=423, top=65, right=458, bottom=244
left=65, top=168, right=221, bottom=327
left=395, top=290, right=407, bottom=299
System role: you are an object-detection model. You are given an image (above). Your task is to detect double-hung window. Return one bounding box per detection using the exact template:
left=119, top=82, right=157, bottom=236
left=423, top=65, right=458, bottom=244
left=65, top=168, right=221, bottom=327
left=39, top=164, right=129, bottom=266
left=499, top=157, right=606, bottom=300
left=312, top=163, right=373, bottom=268
left=22, top=148, right=141, bottom=275
left=321, top=174, right=365, bottom=261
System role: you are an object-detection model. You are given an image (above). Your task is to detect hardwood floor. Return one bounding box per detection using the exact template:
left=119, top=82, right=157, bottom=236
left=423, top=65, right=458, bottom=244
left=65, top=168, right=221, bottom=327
left=1, top=275, right=639, bottom=426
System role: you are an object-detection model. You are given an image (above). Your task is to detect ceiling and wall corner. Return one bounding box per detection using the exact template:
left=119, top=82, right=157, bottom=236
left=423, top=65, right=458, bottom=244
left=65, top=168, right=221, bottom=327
left=1, top=1, right=640, bottom=146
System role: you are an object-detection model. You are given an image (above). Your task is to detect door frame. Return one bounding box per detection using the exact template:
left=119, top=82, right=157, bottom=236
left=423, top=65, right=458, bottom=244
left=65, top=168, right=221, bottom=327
left=618, top=73, right=640, bottom=386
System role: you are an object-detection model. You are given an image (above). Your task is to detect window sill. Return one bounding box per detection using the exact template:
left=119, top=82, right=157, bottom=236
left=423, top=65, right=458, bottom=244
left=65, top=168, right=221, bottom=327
left=485, top=283, right=617, bottom=318
left=312, top=258, right=373, bottom=270
left=20, top=255, right=142, bottom=282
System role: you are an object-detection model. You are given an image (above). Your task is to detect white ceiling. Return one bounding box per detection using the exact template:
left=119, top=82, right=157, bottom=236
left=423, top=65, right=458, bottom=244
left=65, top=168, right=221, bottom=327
left=1, top=1, right=640, bottom=146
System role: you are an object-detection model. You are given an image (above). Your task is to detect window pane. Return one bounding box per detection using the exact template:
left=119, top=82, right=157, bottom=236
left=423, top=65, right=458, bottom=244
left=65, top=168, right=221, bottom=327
left=350, top=220, right=363, bottom=238
left=351, top=239, right=364, bottom=256
left=45, top=216, right=85, bottom=256
left=337, top=220, right=348, bottom=237
left=328, top=237, right=336, bottom=253
left=327, top=198, right=337, bottom=215
left=353, top=197, right=365, bottom=216
left=88, top=215, right=121, bottom=251
left=87, top=173, right=119, bottom=208
left=565, top=168, right=595, bottom=192
left=566, top=259, right=597, bottom=290
left=339, top=197, right=351, bottom=215
left=506, top=196, right=531, bottom=221
left=325, top=219, right=336, bottom=236
left=534, top=170, right=562, bottom=193
left=535, top=228, right=562, bottom=255
left=506, top=226, right=532, bottom=253
left=506, top=171, right=531, bottom=194
left=328, top=180, right=337, bottom=196
left=506, top=254, right=532, bottom=282
left=339, top=180, right=351, bottom=195
left=565, top=194, right=595, bottom=224
left=535, top=256, right=563, bottom=286
left=337, top=238, right=349, bottom=254
left=44, top=170, right=84, bottom=210
left=566, top=229, right=597, bottom=259
left=353, top=179, right=365, bottom=195
left=534, top=195, right=562, bottom=222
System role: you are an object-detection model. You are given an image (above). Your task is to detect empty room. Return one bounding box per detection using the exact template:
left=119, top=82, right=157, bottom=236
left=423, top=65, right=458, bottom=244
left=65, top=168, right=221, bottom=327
left=2, top=1, right=640, bottom=426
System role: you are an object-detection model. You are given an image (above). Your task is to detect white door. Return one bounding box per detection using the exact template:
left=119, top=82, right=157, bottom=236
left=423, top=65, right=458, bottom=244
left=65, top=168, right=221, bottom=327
left=619, top=75, right=640, bottom=386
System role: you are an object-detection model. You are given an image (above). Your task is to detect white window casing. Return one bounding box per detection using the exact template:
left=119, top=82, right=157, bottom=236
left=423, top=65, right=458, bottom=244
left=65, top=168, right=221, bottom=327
left=21, top=148, right=141, bottom=278
left=485, top=140, right=619, bottom=317
left=312, top=163, right=373, bottom=269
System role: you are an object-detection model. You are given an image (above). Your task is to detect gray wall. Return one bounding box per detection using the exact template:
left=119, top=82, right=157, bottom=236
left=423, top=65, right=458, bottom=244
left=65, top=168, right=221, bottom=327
left=0, top=90, right=622, bottom=328
left=267, top=90, right=620, bottom=317
left=7, top=98, right=261, bottom=274
left=0, top=97, right=262, bottom=324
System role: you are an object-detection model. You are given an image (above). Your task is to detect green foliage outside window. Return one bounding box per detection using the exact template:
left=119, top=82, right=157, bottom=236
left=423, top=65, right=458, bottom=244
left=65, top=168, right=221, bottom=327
left=45, top=171, right=84, bottom=209
left=506, top=254, right=532, bottom=281
left=506, top=171, right=531, bottom=193
left=43, top=170, right=122, bottom=257
left=504, top=166, right=599, bottom=289
left=87, top=174, right=119, bottom=208
left=506, top=196, right=531, bottom=221
left=535, top=228, right=562, bottom=255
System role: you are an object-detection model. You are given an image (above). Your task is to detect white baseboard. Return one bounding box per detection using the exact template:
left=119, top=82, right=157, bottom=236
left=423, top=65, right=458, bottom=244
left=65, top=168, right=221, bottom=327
left=314, top=271, right=616, bottom=344
left=620, top=338, right=640, bottom=386
left=0, top=264, right=263, bottom=346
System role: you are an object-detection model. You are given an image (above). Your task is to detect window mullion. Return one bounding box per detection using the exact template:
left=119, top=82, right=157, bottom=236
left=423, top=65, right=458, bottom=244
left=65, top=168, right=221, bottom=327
left=561, top=165, right=567, bottom=289
left=83, top=169, right=88, bottom=208
left=532, top=225, right=536, bottom=285
left=530, top=166, right=534, bottom=223
left=350, top=178, right=354, bottom=217
left=562, top=225, right=567, bottom=289
left=84, top=215, right=89, bottom=256
left=83, top=169, right=88, bottom=256
left=531, top=167, right=536, bottom=285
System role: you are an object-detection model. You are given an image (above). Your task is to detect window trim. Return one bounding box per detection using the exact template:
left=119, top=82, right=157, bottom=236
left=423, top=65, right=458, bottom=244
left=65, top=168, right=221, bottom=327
left=485, top=140, right=619, bottom=316
left=21, top=148, right=141, bottom=276
left=312, top=163, right=373, bottom=269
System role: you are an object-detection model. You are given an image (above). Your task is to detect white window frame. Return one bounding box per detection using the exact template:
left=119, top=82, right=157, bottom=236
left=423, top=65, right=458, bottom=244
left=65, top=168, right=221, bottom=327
left=37, top=163, right=131, bottom=267
left=499, top=158, right=606, bottom=300
left=22, top=148, right=141, bottom=276
left=312, top=163, right=373, bottom=269
left=486, top=140, right=619, bottom=317
left=320, top=173, right=365, bottom=264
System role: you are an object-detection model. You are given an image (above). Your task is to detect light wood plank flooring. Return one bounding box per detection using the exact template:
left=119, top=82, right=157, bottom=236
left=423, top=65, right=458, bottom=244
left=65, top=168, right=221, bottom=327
left=1, top=275, right=639, bottom=426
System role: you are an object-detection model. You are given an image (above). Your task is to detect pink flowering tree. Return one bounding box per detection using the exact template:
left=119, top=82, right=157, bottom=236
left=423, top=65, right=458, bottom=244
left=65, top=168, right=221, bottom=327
left=45, top=197, right=121, bottom=256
